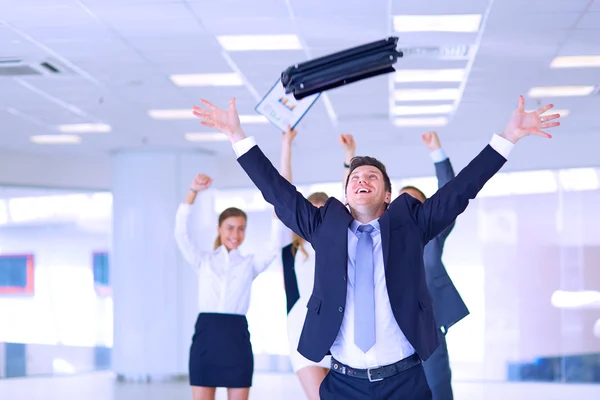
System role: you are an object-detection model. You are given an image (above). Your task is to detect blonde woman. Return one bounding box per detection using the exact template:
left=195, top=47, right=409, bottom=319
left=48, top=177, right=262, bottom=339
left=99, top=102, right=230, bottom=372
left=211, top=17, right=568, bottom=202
left=276, top=126, right=354, bottom=400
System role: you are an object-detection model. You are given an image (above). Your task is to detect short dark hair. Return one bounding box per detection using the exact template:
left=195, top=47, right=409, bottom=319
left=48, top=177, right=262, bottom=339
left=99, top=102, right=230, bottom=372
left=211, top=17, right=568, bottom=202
left=400, top=185, right=427, bottom=201
left=345, top=156, right=392, bottom=193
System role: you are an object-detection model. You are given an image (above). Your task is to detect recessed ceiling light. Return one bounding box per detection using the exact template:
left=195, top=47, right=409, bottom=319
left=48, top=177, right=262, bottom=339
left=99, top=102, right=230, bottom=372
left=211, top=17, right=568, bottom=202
left=148, top=109, right=192, bottom=119
left=393, top=14, right=482, bottom=33
left=30, top=135, right=81, bottom=144
left=528, top=86, right=595, bottom=98
left=526, top=109, right=570, bottom=117
left=392, top=104, right=454, bottom=116
left=239, top=115, right=268, bottom=124
left=394, top=88, right=460, bottom=101
left=216, top=34, right=302, bottom=51
left=395, top=69, right=466, bottom=83
left=393, top=117, right=448, bottom=127
left=148, top=109, right=268, bottom=123
left=57, top=123, right=111, bottom=133
left=185, top=133, right=229, bottom=142
left=169, top=73, right=243, bottom=87
left=550, top=56, right=600, bottom=68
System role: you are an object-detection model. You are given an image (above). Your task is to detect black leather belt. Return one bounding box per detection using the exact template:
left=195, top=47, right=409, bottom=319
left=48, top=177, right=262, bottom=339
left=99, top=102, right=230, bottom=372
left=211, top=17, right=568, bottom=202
left=330, top=353, right=421, bottom=382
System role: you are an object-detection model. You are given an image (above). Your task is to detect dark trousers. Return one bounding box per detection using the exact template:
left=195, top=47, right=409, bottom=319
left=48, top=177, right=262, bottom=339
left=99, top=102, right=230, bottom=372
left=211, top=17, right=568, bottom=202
left=422, top=330, right=453, bottom=400
left=319, top=362, right=432, bottom=400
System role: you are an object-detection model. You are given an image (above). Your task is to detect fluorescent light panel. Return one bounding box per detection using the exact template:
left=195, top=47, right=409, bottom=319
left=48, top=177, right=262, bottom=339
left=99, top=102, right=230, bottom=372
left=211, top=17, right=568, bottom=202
left=393, top=14, right=482, bottom=33
left=394, top=88, right=460, bottom=101
left=169, top=73, right=243, bottom=87
left=528, top=86, right=595, bottom=98
left=240, top=115, right=268, bottom=124
left=185, top=133, right=228, bottom=142
left=393, top=104, right=453, bottom=116
left=393, top=117, right=448, bottom=127
left=148, top=109, right=268, bottom=123
left=30, top=135, right=81, bottom=144
left=217, top=34, right=302, bottom=51
left=57, top=123, right=111, bottom=133
left=550, top=56, right=600, bottom=68
left=395, top=69, right=465, bottom=83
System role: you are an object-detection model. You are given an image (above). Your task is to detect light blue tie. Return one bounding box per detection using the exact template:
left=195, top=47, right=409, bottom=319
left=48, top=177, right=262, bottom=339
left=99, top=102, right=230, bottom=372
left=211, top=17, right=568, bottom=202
left=354, top=224, right=375, bottom=353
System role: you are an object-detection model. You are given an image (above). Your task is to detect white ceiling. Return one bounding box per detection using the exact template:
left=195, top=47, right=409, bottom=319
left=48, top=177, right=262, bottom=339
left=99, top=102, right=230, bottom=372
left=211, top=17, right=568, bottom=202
left=0, top=0, right=599, bottom=189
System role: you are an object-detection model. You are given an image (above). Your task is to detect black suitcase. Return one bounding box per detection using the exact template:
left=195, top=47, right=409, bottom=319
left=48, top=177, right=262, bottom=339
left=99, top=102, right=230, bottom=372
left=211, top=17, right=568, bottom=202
left=280, top=37, right=403, bottom=100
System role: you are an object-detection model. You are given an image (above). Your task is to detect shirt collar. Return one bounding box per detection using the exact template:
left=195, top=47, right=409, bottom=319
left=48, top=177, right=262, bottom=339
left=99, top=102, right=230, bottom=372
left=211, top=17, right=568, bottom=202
left=350, top=219, right=380, bottom=235
left=215, top=245, right=240, bottom=257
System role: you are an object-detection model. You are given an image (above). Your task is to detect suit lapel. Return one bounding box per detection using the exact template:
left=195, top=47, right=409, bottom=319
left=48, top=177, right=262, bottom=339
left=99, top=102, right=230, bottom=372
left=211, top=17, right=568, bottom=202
left=379, top=211, right=391, bottom=270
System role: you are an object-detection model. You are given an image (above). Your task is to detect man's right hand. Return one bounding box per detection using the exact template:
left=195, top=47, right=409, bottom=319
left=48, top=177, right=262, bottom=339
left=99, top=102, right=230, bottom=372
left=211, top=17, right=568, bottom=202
left=190, top=174, right=212, bottom=192
left=422, top=131, right=441, bottom=151
left=192, top=98, right=246, bottom=143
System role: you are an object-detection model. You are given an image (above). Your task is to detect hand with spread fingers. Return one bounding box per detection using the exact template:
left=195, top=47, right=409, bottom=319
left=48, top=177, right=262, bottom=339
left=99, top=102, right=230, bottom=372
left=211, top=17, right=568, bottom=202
left=192, top=98, right=246, bottom=143
left=501, top=95, right=561, bottom=144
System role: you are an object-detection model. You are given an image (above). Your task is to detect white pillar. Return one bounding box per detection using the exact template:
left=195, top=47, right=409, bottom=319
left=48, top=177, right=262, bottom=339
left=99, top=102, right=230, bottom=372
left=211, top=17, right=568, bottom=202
left=111, top=150, right=216, bottom=380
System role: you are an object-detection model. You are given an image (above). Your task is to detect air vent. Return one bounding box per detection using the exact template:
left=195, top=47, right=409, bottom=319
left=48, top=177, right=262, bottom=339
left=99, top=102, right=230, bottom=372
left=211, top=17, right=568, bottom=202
left=398, top=45, right=472, bottom=60
left=0, top=57, right=73, bottom=77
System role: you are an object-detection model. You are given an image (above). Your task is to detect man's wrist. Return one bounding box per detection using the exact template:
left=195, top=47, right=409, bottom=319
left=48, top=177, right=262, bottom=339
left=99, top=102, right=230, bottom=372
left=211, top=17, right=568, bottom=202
left=230, top=128, right=247, bottom=144
left=499, top=131, right=518, bottom=144
left=430, top=148, right=447, bottom=163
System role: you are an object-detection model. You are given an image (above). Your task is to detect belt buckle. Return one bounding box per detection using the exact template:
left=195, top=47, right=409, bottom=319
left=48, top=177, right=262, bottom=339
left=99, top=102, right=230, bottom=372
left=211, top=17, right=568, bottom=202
left=367, top=367, right=383, bottom=382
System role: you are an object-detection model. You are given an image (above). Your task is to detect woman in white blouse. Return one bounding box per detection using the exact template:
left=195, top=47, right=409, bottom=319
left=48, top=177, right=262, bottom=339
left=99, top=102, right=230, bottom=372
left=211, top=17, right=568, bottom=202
left=175, top=173, right=278, bottom=400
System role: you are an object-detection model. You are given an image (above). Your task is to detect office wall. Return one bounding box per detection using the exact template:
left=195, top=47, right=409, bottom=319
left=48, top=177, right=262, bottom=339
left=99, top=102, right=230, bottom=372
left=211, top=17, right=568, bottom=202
left=2, top=166, right=600, bottom=382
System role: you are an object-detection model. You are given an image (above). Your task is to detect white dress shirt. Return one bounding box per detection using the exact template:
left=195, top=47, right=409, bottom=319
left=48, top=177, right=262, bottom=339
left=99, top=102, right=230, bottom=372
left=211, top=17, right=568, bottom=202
left=232, top=133, right=514, bottom=367
left=329, top=219, right=416, bottom=368
left=175, top=203, right=279, bottom=315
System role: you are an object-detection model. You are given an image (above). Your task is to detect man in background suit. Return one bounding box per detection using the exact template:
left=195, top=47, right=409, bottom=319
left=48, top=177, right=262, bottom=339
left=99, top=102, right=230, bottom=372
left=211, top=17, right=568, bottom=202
left=192, top=95, right=560, bottom=399
left=400, top=131, right=468, bottom=400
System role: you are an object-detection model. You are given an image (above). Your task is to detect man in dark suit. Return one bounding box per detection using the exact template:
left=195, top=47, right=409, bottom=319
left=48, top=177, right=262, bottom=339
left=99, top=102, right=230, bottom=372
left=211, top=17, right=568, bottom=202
left=192, top=96, right=560, bottom=399
left=399, top=131, right=468, bottom=400
left=341, top=130, right=465, bottom=399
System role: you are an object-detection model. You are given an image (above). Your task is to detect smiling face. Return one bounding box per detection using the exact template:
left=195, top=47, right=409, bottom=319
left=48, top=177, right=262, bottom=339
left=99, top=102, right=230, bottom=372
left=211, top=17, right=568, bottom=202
left=218, top=216, right=246, bottom=251
left=344, top=157, right=392, bottom=218
left=214, top=207, right=247, bottom=251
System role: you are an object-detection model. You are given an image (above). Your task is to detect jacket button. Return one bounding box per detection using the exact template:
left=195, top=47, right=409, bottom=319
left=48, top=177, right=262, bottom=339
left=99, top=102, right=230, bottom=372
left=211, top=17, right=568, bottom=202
left=338, top=307, right=343, bottom=312
left=343, top=276, right=346, bottom=281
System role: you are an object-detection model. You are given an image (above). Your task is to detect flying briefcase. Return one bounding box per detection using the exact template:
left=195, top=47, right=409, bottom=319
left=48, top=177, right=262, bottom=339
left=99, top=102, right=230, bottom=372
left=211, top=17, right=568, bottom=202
left=280, top=37, right=403, bottom=100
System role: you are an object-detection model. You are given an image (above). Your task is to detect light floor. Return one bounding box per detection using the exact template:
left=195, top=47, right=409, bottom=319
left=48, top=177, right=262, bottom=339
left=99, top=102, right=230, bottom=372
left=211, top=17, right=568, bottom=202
left=0, top=371, right=598, bottom=399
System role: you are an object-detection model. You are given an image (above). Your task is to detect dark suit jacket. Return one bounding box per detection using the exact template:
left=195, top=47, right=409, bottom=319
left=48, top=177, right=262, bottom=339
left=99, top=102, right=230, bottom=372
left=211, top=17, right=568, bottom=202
left=238, top=144, right=506, bottom=362
left=425, top=159, right=470, bottom=333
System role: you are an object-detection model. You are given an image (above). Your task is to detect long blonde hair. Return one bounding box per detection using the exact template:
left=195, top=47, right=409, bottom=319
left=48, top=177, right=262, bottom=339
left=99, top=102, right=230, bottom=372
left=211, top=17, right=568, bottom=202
left=214, top=207, right=247, bottom=250
left=291, top=192, right=328, bottom=259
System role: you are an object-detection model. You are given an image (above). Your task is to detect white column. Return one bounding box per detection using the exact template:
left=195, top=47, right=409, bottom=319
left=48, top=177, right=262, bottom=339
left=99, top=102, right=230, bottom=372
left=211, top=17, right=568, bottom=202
left=111, top=150, right=216, bottom=380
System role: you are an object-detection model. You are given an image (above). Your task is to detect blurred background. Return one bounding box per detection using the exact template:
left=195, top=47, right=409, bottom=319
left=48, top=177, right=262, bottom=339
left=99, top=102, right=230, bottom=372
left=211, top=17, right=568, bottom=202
left=1, top=0, right=599, bottom=398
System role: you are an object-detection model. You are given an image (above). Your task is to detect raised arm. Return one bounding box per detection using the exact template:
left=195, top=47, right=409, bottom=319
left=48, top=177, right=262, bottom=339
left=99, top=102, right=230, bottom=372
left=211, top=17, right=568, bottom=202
left=340, top=134, right=356, bottom=189
left=405, top=96, right=561, bottom=243
left=422, top=131, right=456, bottom=242
left=192, top=98, right=322, bottom=242
left=280, top=125, right=297, bottom=183
left=174, top=174, right=213, bottom=269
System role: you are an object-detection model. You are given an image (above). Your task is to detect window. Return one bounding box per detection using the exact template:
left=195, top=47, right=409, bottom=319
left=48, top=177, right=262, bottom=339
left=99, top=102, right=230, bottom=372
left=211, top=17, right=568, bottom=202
left=93, top=252, right=110, bottom=296
left=0, top=254, right=34, bottom=295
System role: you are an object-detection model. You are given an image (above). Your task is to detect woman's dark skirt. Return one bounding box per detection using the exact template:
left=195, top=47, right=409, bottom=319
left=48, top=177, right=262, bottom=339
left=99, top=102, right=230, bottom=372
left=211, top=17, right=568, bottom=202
left=189, top=312, right=253, bottom=388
